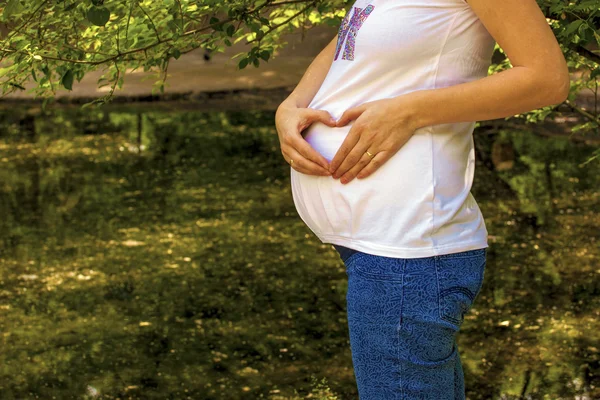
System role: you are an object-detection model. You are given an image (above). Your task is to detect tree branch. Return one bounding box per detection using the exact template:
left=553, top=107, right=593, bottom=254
left=247, top=0, right=318, bottom=44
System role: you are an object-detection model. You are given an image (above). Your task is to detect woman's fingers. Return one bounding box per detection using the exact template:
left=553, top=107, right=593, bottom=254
left=294, top=109, right=338, bottom=170
left=336, top=151, right=374, bottom=182
left=345, top=151, right=389, bottom=183
left=314, top=109, right=338, bottom=127
left=282, top=146, right=332, bottom=176
left=276, top=106, right=339, bottom=176
left=329, top=125, right=364, bottom=177
left=290, top=134, right=331, bottom=171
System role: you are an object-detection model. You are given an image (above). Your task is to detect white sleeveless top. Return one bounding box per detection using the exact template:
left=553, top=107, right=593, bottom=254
left=290, top=0, right=496, bottom=258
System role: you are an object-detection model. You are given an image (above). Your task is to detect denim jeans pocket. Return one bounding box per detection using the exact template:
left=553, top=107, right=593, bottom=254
left=435, top=250, right=487, bottom=329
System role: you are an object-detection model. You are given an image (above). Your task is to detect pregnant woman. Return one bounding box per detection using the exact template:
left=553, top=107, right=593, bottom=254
left=275, top=0, right=569, bottom=398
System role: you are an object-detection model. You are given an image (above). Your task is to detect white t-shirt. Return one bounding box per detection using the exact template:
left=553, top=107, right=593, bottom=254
left=290, top=0, right=496, bottom=258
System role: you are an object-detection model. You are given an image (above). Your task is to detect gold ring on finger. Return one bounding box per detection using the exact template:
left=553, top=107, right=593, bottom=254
left=290, top=159, right=294, bottom=165
left=365, top=151, right=374, bottom=158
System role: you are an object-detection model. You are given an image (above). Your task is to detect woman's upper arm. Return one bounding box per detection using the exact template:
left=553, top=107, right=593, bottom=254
left=466, top=0, right=570, bottom=94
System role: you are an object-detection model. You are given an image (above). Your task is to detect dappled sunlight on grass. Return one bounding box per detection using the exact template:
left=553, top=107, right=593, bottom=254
left=0, top=108, right=598, bottom=399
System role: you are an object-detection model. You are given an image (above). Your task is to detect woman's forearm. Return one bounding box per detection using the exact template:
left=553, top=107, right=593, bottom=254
left=281, top=36, right=338, bottom=109
left=401, top=66, right=570, bottom=132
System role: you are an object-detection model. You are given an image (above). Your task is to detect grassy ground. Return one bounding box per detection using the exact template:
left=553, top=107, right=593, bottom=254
left=0, top=108, right=598, bottom=399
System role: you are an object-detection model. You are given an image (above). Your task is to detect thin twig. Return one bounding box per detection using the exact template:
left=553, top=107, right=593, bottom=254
left=564, top=99, right=600, bottom=125
left=137, top=3, right=161, bottom=42
left=4, top=0, right=51, bottom=43
left=247, top=0, right=317, bottom=44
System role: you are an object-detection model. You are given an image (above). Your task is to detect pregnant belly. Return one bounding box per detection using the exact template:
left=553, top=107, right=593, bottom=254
left=291, top=122, right=438, bottom=246
left=302, top=121, right=353, bottom=163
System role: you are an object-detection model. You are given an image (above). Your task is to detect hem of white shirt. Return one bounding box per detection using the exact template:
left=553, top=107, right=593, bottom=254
left=317, top=233, right=489, bottom=259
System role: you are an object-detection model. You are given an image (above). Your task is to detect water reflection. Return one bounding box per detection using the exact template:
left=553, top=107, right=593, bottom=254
left=0, top=106, right=598, bottom=399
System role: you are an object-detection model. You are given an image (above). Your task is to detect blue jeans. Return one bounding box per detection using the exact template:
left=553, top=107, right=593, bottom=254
left=332, top=244, right=487, bottom=399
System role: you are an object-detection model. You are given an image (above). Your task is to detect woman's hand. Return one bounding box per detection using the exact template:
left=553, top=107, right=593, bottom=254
left=275, top=101, right=337, bottom=176
left=329, top=96, right=419, bottom=184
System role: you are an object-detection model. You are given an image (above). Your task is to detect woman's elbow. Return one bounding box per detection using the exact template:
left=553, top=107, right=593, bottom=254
left=545, top=67, right=571, bottom=105
left=554, top=76, right=571, bottom=104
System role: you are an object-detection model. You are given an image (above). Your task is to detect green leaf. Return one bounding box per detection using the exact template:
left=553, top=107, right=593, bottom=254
left=226, top=24, right=236, bottom=37
left=64, top=2, right=77, bottom=12
left=564, top=20, right=583, bottom=36
left=259, top=50, right=270, bottom=62
left=238, top=58, right=248, bottom=69
left=8, top=82, right=26, bottom=90
left=593, top=30, right=600, bottom=47
left=210, top=16, right=222, bottom=30
left=61, top=69, right=74, bottom=90
left=87, top=6, right=110, bottom=26
left=3, top=0, right=25, bottom=20
left=0, top=64, right=17, bottom=78
left=167, top=20, right=180, bottom=33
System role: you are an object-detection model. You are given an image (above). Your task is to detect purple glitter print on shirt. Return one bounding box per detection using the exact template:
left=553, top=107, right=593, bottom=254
left=334, top=4, right=375, bottom=62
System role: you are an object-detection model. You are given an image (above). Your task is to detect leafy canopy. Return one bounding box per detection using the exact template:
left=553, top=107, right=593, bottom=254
left=0, top=0, right=346, bottom=105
